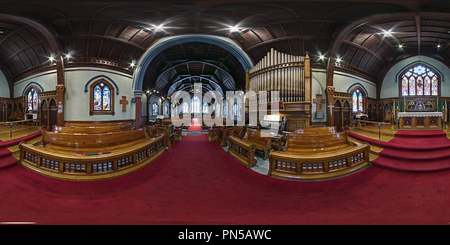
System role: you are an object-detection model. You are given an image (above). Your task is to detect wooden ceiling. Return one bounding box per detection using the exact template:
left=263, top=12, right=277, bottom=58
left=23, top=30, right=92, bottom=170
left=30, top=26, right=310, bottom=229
left=1, top=0, right=450, bottom=93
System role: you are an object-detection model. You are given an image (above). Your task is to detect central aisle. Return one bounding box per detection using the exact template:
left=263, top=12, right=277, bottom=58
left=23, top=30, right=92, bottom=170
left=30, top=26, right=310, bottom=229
left=181, top=118, right=209, bottom=141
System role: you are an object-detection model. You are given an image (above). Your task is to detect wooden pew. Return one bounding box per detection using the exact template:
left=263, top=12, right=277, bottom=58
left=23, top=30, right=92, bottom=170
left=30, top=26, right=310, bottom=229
left=243, top=129, right=271, bottom=160
left=293, top=126, right=336, bottom=135
left=231, top=126, right=246, bottom=139
left=19, top=128, right=166, bottom=181
left=52, top=125, right=131, bottom=134
left=268, top=131, right=370, bottom=181
left=227, top=135, right=256, bottom=169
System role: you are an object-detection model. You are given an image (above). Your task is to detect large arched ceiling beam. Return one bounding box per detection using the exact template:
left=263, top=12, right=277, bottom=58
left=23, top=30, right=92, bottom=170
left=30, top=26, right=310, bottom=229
left=133, top=34, right=253, bottom=93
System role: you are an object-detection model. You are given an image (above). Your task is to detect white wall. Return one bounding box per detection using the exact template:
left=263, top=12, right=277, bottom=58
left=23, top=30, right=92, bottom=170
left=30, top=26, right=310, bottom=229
left=14, top=70, right=57, bottom=98
left=0, top=70, right=9, bottom=98
left=64, top=67, right=134, bottom=121
left=381, top=55, right=450, bottom=99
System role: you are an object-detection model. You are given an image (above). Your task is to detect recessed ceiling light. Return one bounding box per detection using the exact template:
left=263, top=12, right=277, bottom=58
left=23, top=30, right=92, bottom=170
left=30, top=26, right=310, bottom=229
left=319, top=55, right=325, bottom=60
left=336, top=57, right=341, bottom=62
left=438, top=44, right=441, bottom=48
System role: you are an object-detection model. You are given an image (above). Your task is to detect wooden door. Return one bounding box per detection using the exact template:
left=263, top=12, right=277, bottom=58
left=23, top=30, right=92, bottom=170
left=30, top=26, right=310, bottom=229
left=40, top=100, right=48, bottom=128
left=333, top=100, right=342, bottom=131
left=343, top=101, right=351, bottom=129
left=49, top=99, right=57, bottom=128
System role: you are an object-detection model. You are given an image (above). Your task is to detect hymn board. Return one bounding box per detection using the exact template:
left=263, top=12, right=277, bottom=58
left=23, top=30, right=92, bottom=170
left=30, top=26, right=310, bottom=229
left=245, top=48, right=311, bottom=131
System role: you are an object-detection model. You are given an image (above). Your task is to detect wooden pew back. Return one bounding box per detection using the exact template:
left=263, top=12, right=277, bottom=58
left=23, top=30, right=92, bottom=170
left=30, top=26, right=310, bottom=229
left=232, top=126, right=246, bottom=138
left=65, top=121, right=132, bottom=128
left=43, top=128, right=146, bottom=149
left=293, top=126, right=336, bottom=135
left=53, top=125, right=131, bottom=134
left=246, top=129, right=270, bottom=145
left=285, top=132, right=349, bottom=150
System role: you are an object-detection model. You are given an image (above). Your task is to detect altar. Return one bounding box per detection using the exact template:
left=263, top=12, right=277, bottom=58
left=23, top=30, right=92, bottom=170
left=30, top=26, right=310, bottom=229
left=398, top=112, right=442, bottom=129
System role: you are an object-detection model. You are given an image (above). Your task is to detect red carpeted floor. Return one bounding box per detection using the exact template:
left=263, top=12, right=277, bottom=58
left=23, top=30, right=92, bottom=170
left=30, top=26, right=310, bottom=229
left=1, top=134, right=450, bottom=225
left=181, top=118, right=209, bottom=141
left=348, top=130, right=450, bottom=172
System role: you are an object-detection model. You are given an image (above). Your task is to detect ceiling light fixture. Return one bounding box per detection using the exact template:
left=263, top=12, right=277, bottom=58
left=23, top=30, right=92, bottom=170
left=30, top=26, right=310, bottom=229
left=437, top=44, right=441, bottom=48
left=230, top=26, right=239, bottom=33
left=383, top=30, right=392, bottom=36
left=155, top=24, right=164, bottom=32
left=336, top=57, right=341, bottom=63
left=319, top=55, right=325, bottom=60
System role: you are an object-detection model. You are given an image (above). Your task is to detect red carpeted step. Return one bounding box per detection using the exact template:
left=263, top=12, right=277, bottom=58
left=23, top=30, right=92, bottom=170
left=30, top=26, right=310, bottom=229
left=379, top=148, right=450, bottom=161
left=0, top=148, right=18, bottom=170
left=372, top=156, right=450, bottom=172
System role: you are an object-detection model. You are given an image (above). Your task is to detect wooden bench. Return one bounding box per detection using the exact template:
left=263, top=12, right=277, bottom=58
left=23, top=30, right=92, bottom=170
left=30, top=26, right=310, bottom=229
left=231, top=126, right=246, bottom=139
left=268, top=131, right=370, bottom=181
left=293, top=126, right=336, bottom=135
left=53, top=125, right=132, bottom=134
left=65, top=121, right=133, bottom=128
left=227, top=135, right=256, bottom=169
left=19, top=128, right=166, bottom=181
left=243, top=129, right=271, bottom=160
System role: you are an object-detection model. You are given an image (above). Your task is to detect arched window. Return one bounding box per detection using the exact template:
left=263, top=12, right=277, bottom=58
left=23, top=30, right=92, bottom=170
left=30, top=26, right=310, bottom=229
left=203, top=102, right=208, bottom=113
left=191, top=96, right=200, bottom=114
left=223, top=100, right=228, bottom=118
left=233, top=100, right=240, bottom=116
left=351, top=89, right=364, bottom=113
left=90, top=79, right=115, bottom=115
left=182, top=102, right=189, bottom=114
left=152, top=103, right=159, bottom=115
left=164, top=104, right=169, bottom=116
left=25, top=87, right=39, bottom=112
left=400, top=63, right=440, bottom=96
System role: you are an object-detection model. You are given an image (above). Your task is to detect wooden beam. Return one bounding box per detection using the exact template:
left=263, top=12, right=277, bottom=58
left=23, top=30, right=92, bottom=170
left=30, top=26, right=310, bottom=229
left=342, top=40, right=387, bottom=64
left=415, top=14, right=421, bottom=55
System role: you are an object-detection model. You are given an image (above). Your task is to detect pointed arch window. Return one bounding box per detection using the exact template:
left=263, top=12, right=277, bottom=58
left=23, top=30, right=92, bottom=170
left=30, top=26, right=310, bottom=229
left=400, top=64, right=440, bottom=97
left=191, top=96, right=200, bottom=114
left=90, top=79, right=115, bottom=115
left=152, top=103, right=159, bottom=115
left=26, top=87, right=39, bottom=112
left=351, top=89, right=364, bottom=113
left=164, top=104, right=169, bottom=116
left=203, top=102, right=208, bottom=114
left=182, top=102, right=189, bottom=114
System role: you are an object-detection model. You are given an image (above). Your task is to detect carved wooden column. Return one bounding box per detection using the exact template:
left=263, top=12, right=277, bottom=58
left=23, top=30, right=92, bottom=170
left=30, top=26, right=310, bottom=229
left=56, top=84, right=65, bottom=126
left=134, top=90, right=144, bottom=129
left=326, top=86, right=335, bottom=127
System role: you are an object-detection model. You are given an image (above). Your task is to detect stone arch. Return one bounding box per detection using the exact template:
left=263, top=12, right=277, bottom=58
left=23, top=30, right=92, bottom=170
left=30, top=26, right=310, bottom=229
left=132, top=34, right=254, bottom=93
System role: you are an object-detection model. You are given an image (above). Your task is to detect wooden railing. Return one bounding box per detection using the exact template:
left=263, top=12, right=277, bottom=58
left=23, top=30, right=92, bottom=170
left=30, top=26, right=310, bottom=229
left=352, top=119, right=391, bottom=141
left=227, top=135, right=256, bottom=169
left=268, top=142, right=370, bottom=181
left=19, top=132, right=166, bottom=181
left=0, top=119, right=39, bottom=139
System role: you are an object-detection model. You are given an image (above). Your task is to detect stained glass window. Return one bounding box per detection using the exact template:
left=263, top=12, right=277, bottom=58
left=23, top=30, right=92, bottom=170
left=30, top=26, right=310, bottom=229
left=182, top=102, right=189, bottom=114
left=27, top=91, right=33, bottom=111
left=191, top=96, right=200, bottom=114
left=223, top=100, right=228, bottom=118
left=164, top=105, right=168, bottom=116
left=203, top=102, right=208, bottom=113
left=26, top=88, right=39, bottom=111
left=93, top=82, right=111, bottom=111
left=152, top=103, right=159, bottom=115
left=401, top=64, right=439, bottom=96
left=233, top=103, right=239, bottom=116
left=352, top=89, right=364, bottom=113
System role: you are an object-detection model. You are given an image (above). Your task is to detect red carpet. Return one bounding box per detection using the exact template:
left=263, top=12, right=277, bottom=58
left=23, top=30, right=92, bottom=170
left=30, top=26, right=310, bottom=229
left=182, top=118, right=209, bottom=141
left=1, top=139, right=450, bottom=225
left=348, top=130, right=450, bottom=172
left=0, top=131, right=42, bottom=170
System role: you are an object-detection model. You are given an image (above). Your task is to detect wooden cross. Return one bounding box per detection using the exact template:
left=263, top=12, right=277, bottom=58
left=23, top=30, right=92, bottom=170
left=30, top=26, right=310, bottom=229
left=313, top=94, right=323, bottom=111
left=120, top=96, right=128, bottom=111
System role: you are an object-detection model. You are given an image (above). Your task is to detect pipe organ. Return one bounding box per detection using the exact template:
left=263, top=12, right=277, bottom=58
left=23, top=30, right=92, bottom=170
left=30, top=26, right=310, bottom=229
left=246, top=48, right=311, bottom=130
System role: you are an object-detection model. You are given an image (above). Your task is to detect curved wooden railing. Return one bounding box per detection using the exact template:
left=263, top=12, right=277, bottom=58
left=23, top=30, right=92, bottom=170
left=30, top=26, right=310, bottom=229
left=268, top=132, right=371, bottom=181
left=19, top=130, right=166, bottom=182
